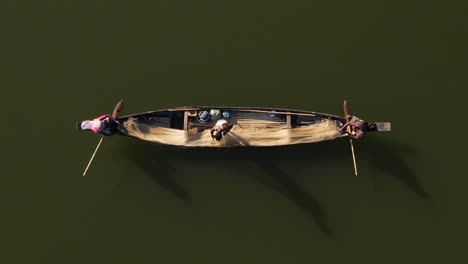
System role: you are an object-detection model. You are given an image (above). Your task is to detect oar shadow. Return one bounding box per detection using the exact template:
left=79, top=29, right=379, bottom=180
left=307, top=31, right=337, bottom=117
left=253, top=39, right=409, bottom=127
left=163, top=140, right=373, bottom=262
left=114, top=132, right=427, bottom=230
left=246, top=136, right=429, bottom=201
left=194, top=134, right=428, bottom=202
left=173, top=146, right=334, bottom=235
left=120, top=140, right=192, bottom=204
left=251, top=158, right=334, bottom=236
left=358, top=136, right=430, bottom=201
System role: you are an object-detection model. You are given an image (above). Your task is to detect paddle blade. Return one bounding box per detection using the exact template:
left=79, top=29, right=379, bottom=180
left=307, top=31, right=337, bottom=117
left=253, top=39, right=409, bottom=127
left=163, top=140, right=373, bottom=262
left=112, top=99, right=124, bottom=119
left=374, top=122, right=391, bottom=131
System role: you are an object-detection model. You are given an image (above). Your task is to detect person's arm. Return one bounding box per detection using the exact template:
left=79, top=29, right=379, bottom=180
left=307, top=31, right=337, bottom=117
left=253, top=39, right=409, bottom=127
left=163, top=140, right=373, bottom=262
left=99, top=130, right=112, bottom=136
left=338, top=122, right=350, bottom=132
left=97, top=115, right=108, bottom=121
left=224, top=123, right=233, bottom=133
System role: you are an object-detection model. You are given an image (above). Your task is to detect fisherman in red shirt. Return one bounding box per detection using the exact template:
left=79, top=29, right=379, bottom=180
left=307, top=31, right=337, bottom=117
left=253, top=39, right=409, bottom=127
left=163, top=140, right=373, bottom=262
left=211, top=119, right=234, bottom=141
left=79, top=114, right=119, bottom=136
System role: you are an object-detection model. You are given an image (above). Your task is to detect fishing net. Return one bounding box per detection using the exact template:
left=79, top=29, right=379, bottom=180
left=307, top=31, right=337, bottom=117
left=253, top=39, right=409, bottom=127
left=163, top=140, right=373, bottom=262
left=120, top=117, right=344, bottom=147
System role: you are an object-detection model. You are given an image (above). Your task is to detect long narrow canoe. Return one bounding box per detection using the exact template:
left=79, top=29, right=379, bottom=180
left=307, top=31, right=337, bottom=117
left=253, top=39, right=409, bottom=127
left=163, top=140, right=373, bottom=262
left=78, top=104, right=391, bottom=148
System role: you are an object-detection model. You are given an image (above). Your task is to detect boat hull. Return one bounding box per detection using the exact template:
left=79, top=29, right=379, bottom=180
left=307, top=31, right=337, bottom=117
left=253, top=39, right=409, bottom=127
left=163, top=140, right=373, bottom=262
left=111, top=106, right=390, bottom=147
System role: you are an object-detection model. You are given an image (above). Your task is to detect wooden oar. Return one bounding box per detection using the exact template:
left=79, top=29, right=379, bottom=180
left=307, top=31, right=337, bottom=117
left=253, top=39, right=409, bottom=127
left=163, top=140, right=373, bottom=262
left=83, top=137, right=104, bottom=176
left=112, top=98, right=124, bottom=119
left=349, top=138, right=358, bottom=176
left=343, top=100, right=358, bottom=176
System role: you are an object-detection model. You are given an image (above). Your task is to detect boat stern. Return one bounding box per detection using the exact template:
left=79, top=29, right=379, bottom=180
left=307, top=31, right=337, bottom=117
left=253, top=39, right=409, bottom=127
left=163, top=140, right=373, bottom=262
left=76, top=121, right=83, bottom=130
left=366, top=122, right=391, bottom=132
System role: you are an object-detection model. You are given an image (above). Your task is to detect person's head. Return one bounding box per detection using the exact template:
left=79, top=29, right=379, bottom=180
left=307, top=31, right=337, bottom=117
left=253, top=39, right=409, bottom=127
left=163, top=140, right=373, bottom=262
left=352, top=130, right=365, bottom=139
left=354, top=121, right=367, bottom=132
left=214, top=131, right=223, bottom=141
left=79, top=119, right=103, bottom=132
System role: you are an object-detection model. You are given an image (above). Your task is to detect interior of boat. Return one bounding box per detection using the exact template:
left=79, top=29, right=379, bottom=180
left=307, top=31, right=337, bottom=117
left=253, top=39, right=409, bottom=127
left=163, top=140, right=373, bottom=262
left=117, top=108, right=345, bottom=147
left=120, top=108, right=335, bottom=130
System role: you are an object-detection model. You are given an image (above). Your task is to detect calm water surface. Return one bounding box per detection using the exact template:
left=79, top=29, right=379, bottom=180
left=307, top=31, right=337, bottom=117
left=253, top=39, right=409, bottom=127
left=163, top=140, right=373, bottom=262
left=1, top=1, right=467, bottom=263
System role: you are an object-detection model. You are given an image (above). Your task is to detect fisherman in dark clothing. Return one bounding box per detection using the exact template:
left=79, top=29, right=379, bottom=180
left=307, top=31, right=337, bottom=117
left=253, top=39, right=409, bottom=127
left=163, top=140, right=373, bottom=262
left=338, top=115, right=366, bottom=140
left=211, top=119, right=234, bottom=141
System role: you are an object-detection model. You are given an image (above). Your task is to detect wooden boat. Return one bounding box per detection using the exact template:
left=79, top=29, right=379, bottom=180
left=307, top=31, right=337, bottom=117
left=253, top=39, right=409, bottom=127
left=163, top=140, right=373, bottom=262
left=78, top=100, right=391, bottom=148
left=77, top=99, right=391, bottom=175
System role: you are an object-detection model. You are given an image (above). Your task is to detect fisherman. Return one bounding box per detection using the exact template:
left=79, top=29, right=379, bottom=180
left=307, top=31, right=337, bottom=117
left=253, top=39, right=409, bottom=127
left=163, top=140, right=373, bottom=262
left=211, top=119, right=234, bottom=141
left=79, top=114, right=119, bottom=136
left=338, top=115, right=366, bottom=140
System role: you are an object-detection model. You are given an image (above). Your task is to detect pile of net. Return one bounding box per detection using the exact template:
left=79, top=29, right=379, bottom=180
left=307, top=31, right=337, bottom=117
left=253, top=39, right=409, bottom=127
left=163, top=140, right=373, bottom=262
left=120, top=117, right=343, bottom=147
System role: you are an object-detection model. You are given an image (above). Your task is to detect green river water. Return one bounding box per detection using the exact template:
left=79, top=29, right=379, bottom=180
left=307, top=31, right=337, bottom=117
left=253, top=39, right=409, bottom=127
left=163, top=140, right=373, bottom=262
left=1, top=1, right=467, bottom=263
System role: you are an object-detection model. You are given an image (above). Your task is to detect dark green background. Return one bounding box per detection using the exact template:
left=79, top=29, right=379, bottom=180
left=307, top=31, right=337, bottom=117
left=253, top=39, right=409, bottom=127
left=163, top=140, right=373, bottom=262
left=1, top=1, right=467, bottom=263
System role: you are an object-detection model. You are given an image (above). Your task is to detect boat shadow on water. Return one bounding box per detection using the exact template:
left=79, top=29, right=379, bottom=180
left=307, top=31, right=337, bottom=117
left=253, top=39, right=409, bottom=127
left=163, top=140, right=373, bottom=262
left=117, top=134, right=428, bottom=235
left=248, top=157, right=334, bottom=236
left=360, top=137, right=430, bottom=200
left=212, top=135, right=429, bottom=201
left=118, top=139, right=334, bottom=235
left=119, top=141, right=192, bottom=204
